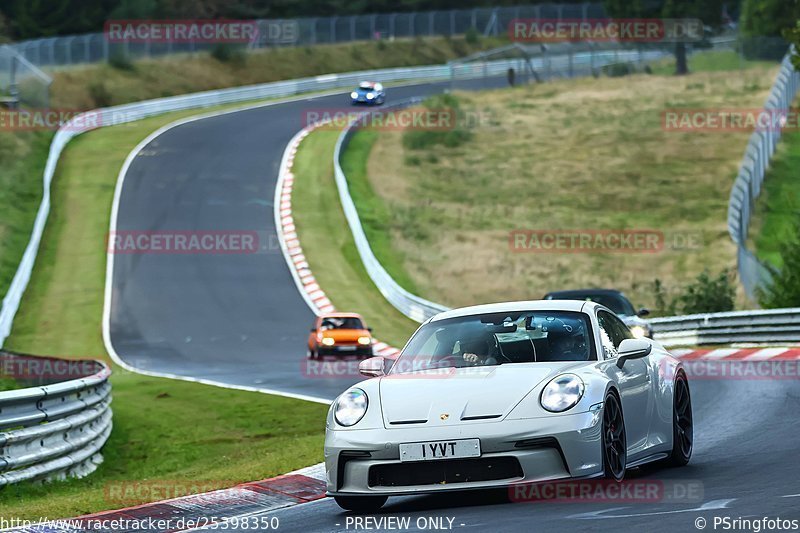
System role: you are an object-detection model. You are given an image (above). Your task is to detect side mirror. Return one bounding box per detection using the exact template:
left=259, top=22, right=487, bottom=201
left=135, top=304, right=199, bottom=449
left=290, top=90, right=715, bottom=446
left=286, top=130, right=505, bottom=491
left=637, top=308, right=651, bottom=317
left=359, top=357, right=386, bottom=377
left=616, top=338, right=652, bottom=368
left=367, top=327, right=373, bottom=332
left=310, top=327, right=316, bottom=332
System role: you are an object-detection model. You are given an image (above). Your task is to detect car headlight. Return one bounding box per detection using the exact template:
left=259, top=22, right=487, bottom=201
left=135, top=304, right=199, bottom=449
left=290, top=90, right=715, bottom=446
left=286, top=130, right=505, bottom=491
left=335, top=388, right=368, bottom=426
left=366, top=92, right=375, bottom=99
left=321, top=337, right=335, bottom=346
left=540, top=374, right=584, bottom=412
left=357, top=336, right=371, bottom=345
left=630, top=325, right=647, bottom=338
left=350, top=91, right=358, bottom=99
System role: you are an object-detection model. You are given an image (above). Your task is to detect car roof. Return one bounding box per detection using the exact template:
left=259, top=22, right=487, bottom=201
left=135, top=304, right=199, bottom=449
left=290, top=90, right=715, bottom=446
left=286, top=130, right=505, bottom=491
left=320, top=312, right=364, bottom=319
left=545, top=288, right=626, bottom=298
left=429, top=300, right=598, bottom=322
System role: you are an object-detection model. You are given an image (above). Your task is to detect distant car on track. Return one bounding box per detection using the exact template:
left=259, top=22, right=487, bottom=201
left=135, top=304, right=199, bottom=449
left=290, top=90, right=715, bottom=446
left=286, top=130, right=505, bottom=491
left=350, top=81, right=385, bottom=105
left=325, top=300, right=692, bottom=512
left=308, top=313, right=373, bottom=359
left=544, top=288, right=653, bottom=338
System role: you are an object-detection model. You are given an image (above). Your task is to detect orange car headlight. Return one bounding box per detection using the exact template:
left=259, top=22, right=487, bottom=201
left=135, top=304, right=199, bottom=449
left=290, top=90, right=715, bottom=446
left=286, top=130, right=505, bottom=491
left=357, top=336, right=371, bottom=346
left=321, top=337, right=335, bottom=346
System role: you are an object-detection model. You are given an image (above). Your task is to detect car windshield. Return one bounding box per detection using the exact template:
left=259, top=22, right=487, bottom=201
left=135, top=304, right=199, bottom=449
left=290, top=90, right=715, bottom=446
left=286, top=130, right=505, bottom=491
left=358, top=82, right=374, bottom=90
left=320, top=317, right=364, bottom=330
left=390, top=311, right=594, bottom=374
left=548, top=293, right=636, bottom=316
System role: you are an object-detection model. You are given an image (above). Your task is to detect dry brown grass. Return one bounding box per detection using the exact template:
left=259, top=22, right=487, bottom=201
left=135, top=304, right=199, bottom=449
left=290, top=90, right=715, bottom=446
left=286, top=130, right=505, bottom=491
left=362, top=66, right=780, bottom=311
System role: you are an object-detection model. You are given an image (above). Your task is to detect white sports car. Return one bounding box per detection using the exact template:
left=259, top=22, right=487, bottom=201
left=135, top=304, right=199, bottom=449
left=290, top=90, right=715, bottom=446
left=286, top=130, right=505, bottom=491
left=324, top=300, right=693, bottom=512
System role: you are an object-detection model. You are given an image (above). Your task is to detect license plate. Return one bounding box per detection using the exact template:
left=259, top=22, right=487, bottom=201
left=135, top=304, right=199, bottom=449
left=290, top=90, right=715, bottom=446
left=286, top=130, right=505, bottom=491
left=336, top=345, right=357, bottom=351
left=399, top=439, right=480, bottom=462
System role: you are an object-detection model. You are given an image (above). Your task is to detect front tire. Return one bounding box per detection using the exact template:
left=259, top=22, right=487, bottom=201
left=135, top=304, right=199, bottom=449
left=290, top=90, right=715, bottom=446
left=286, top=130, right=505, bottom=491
left=602, top=392, right=627, bottom=481
left=667, top=374, right=693, bottom=466
left=334, top=495, right=388, bottom=513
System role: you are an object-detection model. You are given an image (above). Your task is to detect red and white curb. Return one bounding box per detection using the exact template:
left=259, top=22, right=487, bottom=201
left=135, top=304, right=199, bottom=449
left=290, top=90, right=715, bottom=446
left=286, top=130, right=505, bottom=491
left=671, top=347, right=800, bottom=361
left=6, top=465, right=327, bottom=532
left=275, top=123, right=401, bottom=359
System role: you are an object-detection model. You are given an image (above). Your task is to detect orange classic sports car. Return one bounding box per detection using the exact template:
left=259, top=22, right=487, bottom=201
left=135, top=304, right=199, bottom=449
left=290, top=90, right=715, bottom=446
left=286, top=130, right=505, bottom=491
left=307, top=313, right=374, bottom=359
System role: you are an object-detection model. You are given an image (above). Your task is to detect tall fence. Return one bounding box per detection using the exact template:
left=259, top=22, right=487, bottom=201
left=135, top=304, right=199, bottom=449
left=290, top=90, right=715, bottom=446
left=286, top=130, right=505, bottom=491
left=727, top=48, right=800, bottom=300
left=7, top=4, right=605, bottom=69
left=0, top=45, right=52, bottom=107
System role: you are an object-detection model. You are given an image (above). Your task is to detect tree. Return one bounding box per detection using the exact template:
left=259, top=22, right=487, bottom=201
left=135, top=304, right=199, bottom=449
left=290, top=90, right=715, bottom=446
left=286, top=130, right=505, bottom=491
left=603, top=0, right=723, bottom=75
left=785, top=19, right=800, bottom=70
left=758, top=213, right=800, bottom=308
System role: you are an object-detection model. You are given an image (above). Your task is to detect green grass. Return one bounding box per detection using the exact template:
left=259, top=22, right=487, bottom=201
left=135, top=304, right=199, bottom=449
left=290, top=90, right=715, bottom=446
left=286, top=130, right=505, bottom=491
left=648, top=48, right=775, bottom=75
left=0, top=131, right=53, bottom=305
left=0, top=102, right=328, bottom=520
left=291, top=130, right=420, bottom=348
left=752, top=127, right=800, bottom=268
left=0, top=375, right=20, bottom=391
left=341, top=129, right=421, bottom=296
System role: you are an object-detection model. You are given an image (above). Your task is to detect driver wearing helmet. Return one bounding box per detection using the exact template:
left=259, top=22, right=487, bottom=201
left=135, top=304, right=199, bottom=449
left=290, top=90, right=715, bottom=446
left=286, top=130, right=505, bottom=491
left=545, top=320, right=588, bottom=361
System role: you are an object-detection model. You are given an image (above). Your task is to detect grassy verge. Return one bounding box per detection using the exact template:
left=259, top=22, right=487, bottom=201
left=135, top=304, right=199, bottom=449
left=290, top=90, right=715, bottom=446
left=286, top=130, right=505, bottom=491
left=751, top=125, right=800, bottom=268
left=0, top=131, right=53, bottom=305
left=649, top=48, right=775, bottom=75
left=356, top=63, right=780, bottom=312
left=0, top=375, right=19, bottom=391
left=291, top=129, right=420, bottom=348
left=53, top=36, right=505, bottom=109
left=0, top=102, right=327, bottom=520
left=340, top=130, right=421, bottom=295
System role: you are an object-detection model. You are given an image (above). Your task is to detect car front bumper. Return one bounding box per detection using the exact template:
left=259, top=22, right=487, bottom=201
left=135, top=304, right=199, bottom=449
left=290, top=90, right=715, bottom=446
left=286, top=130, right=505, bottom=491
left=325, top=409, right=604, bottom=496
left=318, top=345, right=373, bottom=357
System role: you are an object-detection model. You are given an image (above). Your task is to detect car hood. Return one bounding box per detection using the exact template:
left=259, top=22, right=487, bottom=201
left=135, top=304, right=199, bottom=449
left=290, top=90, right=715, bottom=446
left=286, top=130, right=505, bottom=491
left=378, top=363, right=576, bottom=428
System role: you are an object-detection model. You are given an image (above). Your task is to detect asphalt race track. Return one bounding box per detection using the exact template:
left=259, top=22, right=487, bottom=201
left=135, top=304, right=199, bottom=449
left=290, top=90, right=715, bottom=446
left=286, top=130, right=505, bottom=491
left=107, top=78, right=505, bottom=401
left=204, top=373, right=800, bottom=532
left=107, top=79, right=800, bottom=531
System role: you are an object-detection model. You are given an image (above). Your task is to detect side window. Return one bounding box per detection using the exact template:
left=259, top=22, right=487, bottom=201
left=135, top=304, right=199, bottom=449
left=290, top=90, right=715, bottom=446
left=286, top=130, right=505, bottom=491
left=608, top=314, right=634, bottom=343
left=597, top=311, right=624, bottom=359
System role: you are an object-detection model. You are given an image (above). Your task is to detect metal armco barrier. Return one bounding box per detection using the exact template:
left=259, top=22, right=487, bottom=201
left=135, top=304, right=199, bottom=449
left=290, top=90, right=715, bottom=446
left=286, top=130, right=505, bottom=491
left=650, top=308, right=800, bottom=346
left=727, top=47, right=799, bottom=300
left=0, top=351, right=112, bottom=486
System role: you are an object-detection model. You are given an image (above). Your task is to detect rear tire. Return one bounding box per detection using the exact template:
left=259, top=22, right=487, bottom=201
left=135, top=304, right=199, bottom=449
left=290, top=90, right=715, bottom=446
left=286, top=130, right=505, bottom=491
left=334, top=495, right=388, bottom=513
left=307, top=348, right=318, bottom=360
left=667, top=374, right=693, bottom=466
left=602, top=392, right=627, bottom=481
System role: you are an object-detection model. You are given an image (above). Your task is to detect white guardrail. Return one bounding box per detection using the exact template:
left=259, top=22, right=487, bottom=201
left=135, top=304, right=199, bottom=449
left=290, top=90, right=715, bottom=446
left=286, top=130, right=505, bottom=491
left=333, top=58, right=800, bottom=347
left=0, top=352, right=111, bottom=485
left=727, top=47, right=800, bottom=300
